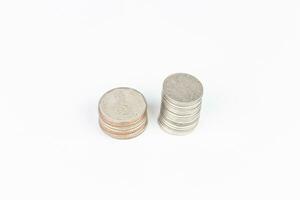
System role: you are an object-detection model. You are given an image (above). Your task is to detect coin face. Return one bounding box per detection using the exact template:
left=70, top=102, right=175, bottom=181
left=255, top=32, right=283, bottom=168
left=99, top=87, right=147, bottom=125
left=163, top=73, right=203, bottom=104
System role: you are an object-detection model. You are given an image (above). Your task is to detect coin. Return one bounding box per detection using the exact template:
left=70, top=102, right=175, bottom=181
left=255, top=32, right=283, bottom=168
left=158, top=73, right=203, bottom=135
left=98, top=87, right=147, bottom=139
left=163, top=73, right=203, bottom=105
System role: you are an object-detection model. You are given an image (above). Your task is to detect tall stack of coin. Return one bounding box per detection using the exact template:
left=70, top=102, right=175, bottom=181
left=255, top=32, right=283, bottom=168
left=158, top=73, right=203, bottom=134
left=98, top=87, right=147, bottom=139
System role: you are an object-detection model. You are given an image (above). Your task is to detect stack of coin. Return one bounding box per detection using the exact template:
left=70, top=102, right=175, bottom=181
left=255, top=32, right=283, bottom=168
left=158, top=73, right=203, bottom=134
left=98, top=87, right=147, bottom=139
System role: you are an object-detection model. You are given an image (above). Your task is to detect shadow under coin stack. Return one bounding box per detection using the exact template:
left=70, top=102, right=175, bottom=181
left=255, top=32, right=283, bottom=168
left=158, top=73, right=203, bottom=134
left=98, top=87, right=147, bottom=139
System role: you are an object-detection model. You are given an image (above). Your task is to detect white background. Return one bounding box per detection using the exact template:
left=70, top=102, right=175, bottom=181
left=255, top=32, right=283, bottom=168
left=0, top=0, right=299, bottom=199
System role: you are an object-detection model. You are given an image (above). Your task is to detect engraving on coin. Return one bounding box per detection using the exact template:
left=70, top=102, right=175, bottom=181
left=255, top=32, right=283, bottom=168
left=158, top=73, right=203, bottom=135
left=98, top=87, right=147, bottom=139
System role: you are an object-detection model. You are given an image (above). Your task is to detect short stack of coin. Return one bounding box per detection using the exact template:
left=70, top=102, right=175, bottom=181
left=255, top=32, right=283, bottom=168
left=98, top=87, right=147, bottom=139
left=158, top=73, right=203, bottom=134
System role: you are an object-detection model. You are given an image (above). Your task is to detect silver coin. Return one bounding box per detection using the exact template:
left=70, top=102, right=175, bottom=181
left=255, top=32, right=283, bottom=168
left=98, top=87, right=147, bottom=139
left=159, top=73, right=203, bottom=134
left=163, top=73, right=203, bottom=105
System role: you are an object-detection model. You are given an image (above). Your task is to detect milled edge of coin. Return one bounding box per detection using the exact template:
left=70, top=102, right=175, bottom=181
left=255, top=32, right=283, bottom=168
left=99, top=111, right=147, bottom=127
left=163, top=93, right=202, bottom=108
left=158, top=110, right=200, bottom=134
left=99, top=116, right=147, bottom=134
left=162, top=95, right=202, bottom=110
left=100, top=118, right=148, bottom=139
left=160, top=103, right=201, bottom=118
left=159, top=115, right=199, bottom=129
left=161, top=101, right=202, bottom=116
left=160, top=110, right=201, bottom=124
left=158, top=117, right=198, bottom=135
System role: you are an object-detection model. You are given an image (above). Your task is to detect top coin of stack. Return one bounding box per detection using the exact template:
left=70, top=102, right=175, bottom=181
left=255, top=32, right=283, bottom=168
left=158, top=73, right=203, bottom=134
left=98, top=87, right=147, bottom=139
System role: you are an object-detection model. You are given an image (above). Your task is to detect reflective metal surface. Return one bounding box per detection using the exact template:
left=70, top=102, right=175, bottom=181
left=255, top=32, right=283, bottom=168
left=158, top=73, right=203, bottom=134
